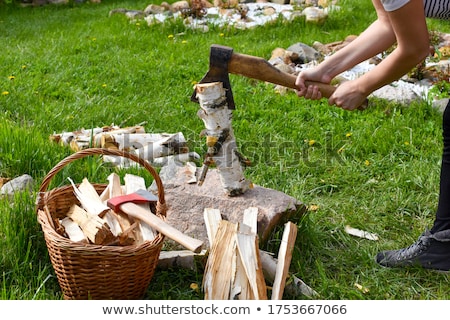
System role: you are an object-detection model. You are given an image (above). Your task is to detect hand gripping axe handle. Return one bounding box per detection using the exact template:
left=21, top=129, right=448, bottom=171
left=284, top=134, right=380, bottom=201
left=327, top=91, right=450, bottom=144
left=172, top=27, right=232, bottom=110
left=191, top=44, right=367, bottom=110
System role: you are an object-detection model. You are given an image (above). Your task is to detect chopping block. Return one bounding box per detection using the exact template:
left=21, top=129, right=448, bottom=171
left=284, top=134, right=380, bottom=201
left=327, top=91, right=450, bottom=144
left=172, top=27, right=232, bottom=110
left=150, top=162, right=307, bottom=250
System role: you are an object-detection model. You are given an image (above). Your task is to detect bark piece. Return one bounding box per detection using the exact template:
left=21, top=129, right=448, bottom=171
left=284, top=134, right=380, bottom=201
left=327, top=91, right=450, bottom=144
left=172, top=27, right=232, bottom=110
left=158, top=249, right=208, bottom=270
left=344, top=225, right=379, bottom=241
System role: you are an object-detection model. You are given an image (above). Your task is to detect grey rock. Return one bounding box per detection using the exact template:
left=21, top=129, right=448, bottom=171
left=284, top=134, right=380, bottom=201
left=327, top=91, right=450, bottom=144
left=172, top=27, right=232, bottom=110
left=151, top=163, right=306, bottom=250
left=0, top=174, right=34, bottom=197
left=286, top=42, right=322, bottom=64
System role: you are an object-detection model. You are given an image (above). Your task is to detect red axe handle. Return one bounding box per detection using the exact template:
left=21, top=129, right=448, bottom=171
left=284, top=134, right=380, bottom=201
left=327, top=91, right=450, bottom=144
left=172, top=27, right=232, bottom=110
left=109, top=200, right=203, bottom=253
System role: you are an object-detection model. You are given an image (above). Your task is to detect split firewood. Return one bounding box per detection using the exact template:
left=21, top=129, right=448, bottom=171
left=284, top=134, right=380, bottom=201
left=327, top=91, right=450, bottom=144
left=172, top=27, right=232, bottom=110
left=155, top=249, right=318, bottom=299
left=99, top=173, right=122, bottom=202
left=235, top=232, right=267, bottom=299
left=108, top=151, right=201, bottom=168
left=271, top=221, right=297, bottom=300
left=98, top=172, right=138, bottom=245
left=69, top=177, right=122, bottom=237
left=66, top=204, right=115, bottom=245
left=203, top=220, right=238, bottom=300
left=241, top=207, right=258, bottom=234
left=117, top=221, right=139, bottom=246
left=235, top=207, right=266, bottom=300
left=259, top=251, right=318, bottom=298
left=68, top=177, right=110, bottom=216
left=203, top=207, right=267, bottom=300
left=203, top=208, right=222, bottom=246
left=124, top=174, right=156, bottom=242
left=60, top=217, right=87, bottom=243
left=184, top=162, right=198, bottom=184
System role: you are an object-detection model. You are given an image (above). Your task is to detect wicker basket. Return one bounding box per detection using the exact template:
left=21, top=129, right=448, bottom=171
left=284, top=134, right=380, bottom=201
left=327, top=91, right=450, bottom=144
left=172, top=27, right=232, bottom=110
left=36, top=148, right=167, bottom=300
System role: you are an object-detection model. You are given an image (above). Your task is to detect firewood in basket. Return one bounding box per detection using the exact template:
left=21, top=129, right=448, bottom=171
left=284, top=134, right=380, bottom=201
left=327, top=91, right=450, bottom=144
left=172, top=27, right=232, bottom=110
left=66, top=204, right=116, bottom=245
left=69, top=177, right=122, bottom=236
left=124, top=173, right=156, bottom=242
left=60, top=217, right=88, bottom=243
left=68, top=177, right=110, bottom=216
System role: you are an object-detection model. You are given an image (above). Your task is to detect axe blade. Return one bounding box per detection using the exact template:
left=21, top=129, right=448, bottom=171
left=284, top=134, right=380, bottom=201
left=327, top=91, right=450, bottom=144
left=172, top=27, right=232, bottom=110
left=190, top=45, right=236, bottom=109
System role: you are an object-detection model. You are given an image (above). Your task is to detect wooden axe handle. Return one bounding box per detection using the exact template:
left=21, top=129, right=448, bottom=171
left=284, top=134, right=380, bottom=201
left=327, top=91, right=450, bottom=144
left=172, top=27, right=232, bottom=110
left=227, top=52, right=368, bottom=110
left=119, top=202, right=203, bottom=253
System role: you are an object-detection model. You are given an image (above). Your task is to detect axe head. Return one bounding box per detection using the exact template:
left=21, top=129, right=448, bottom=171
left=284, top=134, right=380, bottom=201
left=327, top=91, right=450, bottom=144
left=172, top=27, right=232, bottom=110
left=190, top=44, right=235, bottom=109
left=107, top=189, right=158, bottom=212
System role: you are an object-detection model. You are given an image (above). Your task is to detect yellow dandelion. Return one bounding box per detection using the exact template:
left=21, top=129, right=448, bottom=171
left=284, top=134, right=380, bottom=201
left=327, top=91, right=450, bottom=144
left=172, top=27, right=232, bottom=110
left=308, top=139, right=316, bottom=146
left=404, top=141, right=410, bottom=146
left=354, top=283, right=370, bottom=294
left=22, top=65, right=27, bottom=69
left=2, top=91, right=9, bottom=95
left=182, top=40, right=187, bottom=44
left=102, top=84, right=107, bottom=88
left=220, top=33, right=225, bottom=37
left=8, top=75, right=15, bottom=80
left=190, top=283, right=199, bottom=292
left=345, top=132, right=352, bottom=138
left=136, top=22, right=141, bottom=26
left=168, top=34, right=174, bottom=39
left=364, top=160, right=370, bottom=166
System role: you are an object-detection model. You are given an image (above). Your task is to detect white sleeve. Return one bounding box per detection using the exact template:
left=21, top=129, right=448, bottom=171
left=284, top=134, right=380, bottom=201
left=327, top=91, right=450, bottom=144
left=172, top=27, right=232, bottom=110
left=380, top=0, right=411, bottom=11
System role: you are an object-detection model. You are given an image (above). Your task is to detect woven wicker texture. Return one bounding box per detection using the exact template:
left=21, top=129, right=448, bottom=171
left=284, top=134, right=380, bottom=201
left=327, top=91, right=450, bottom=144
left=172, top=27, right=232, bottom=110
left=36, top=148, right=166, bottom=300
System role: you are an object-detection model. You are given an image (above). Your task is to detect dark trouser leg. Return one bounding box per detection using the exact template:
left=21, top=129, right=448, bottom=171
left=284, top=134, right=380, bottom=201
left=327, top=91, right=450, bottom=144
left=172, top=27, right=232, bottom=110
left=376, top=105, right=450, bottom=270
left=431, top=101, right=450, bottom=233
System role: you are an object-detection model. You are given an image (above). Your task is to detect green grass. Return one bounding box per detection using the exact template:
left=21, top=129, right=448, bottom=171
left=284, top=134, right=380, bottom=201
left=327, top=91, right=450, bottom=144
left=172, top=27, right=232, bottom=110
left=1, top=0, right=450, bottom=300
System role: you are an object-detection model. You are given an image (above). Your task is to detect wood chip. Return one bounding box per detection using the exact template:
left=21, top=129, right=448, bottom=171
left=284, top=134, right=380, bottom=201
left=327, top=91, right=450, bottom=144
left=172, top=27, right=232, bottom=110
left=344, top=225, right=379, bottom=241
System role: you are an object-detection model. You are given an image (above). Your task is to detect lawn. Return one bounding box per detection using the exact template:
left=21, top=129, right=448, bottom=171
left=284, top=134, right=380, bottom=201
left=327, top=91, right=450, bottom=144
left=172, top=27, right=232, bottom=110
left=1, top=0, right=450, bottom=300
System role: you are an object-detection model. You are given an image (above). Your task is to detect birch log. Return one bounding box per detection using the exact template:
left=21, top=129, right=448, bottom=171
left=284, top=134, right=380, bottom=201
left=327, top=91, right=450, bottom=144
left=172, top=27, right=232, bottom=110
left=195, top=82, right=252, bottom=196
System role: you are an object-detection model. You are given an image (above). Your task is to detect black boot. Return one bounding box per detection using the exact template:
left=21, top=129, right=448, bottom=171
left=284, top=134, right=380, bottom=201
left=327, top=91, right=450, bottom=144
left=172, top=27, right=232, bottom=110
left=376, top=229, right=450, bottom=271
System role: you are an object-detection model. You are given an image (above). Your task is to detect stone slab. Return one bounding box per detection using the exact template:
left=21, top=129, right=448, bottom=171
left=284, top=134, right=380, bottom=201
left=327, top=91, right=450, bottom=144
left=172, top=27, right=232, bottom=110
left=151, top=163, right=306, bottom=250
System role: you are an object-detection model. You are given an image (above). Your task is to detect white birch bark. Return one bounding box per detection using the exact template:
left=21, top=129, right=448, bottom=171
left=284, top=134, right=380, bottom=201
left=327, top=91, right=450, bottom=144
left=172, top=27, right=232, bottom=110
left=195, top=81, right=251, bottom=196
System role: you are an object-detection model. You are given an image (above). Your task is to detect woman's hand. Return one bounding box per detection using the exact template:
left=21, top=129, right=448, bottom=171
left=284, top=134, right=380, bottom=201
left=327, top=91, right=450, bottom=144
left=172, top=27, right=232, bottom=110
left=295, top=68, right=330, bottom=100
left=328, top=80, right=368, bottom=111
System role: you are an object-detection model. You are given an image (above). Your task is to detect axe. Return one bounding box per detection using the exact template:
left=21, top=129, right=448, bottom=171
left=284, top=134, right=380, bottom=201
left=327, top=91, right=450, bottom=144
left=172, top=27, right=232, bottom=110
left=191, top=44, right=367, bottom=110
left=107, top=189, right=203, bottom=253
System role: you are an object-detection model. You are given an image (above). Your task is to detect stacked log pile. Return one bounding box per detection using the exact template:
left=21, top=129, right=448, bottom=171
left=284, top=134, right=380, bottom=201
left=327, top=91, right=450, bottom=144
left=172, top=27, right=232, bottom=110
left=49, top=125, right=199, bottom=167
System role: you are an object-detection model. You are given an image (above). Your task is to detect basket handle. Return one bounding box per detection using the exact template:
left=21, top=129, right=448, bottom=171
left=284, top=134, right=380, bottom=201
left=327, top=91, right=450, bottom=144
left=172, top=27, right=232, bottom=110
left=38, top=148, right=166, bottom=216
